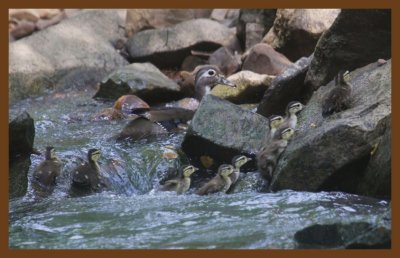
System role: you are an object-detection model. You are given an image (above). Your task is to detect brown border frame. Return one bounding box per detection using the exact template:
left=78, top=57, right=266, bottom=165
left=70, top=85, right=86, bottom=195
left=2, top=1, right=399, bottom=257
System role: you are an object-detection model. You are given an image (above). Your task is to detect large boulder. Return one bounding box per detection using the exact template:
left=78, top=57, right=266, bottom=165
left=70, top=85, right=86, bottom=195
left=270, top=60, right=391, bottom=194
left=127, top=19, right=240, bottom=68
left=93, top=62, right=182, bottom=104
left=211, top=70, right=275, bottom=104
left=9, top=111, right=35, bottom=160
left=257, top=55, right=312, bottom=117
left=236, top=9, right=277, bottom=50
left=208, top=47, right=241, bottom=77
left=242, top=43, right=293, bottom=76
left=263, top=9, right=340, bottom=61
left=181, top=95, right=269, bottom=171
left=304, top=9, right=391, bottom=94
left=9, top=9, right=128, bottom=105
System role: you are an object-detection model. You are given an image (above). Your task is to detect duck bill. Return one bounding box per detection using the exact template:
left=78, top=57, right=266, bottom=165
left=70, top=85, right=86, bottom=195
left=217, top=76, right=236, bottom=87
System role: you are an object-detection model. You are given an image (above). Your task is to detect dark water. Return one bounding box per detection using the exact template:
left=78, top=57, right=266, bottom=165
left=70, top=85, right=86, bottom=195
left=8, top=90, right=390, bottom=249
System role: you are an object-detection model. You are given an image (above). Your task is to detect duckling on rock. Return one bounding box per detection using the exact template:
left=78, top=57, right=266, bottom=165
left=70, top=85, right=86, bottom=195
left=230, top=155, right=252, bottom=186
left=159, top=165, right=199, bottom=194
left=322, top=70, right=352, bottom=117
left=196, top=164, right=235, bottom=196
left=257, top=127, right=295, bottom=182
left=32, top=146, right=63, bottom=189
left=277, top=101, right=304, bottom=131
left=70, top=148, right=108, bottom=196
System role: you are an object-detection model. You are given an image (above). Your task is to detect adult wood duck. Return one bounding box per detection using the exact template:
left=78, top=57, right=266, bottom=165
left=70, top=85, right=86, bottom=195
left=322, top=70, right=351, bottom=117
left=70, top=149, right=108, bottom=195
left=257, top=127, right=295, bottom=182
left=159, top=165, right=199, bottom=194
left=196, top=164, right=235, bottom=196
left=32, top=146, right=63, bottom=189
left=277, top=101, right=304, bottom=131
left=116, top=65, right=235, bottom=140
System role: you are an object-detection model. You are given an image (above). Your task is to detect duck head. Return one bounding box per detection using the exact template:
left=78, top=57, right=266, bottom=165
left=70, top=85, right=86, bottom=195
left=194, top=65, right=235, bottom=100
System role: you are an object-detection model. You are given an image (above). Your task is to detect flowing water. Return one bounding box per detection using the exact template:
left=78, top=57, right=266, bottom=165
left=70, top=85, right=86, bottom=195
left=9, top=89, right=390, bottom=249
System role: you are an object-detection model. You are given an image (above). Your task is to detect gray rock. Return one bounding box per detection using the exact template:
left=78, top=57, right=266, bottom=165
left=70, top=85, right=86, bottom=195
left=257, top=55, right=312, bottom=117
left=295, top=221, right=391, bottom=249
left=9, top=9, right=128, bottom=105
left=304, top=9, right=391, bottom=93
left=181, top=55, right=207, bottom=72
left=263, top=9, right=340, bottom=61
left=9, top=156, right=31, bottom=199
left=229, top=172, right=268, bottom=193
left=181, top=95, right=269, bottom=171
left=357, top=116, right=391, bottom=199
left=270, top=60, right=391, bottom=194
left=127, top=18, right=240, bottom=68
left=93, top=62, right=182, bottom=104
left=9, top=111, right=35, bottom=159
left=209, top=47, right=240, bottom=76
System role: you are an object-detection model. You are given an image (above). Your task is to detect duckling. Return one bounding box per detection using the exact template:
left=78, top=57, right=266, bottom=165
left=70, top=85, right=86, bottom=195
left=32, top=146, right=63, bottom=187
left=257, top=127, right=295, bottom=182
left=322, top=70, right=351, bottom=117
left=196, top=164, right=235, bottom=195
left=194, top=65, right=236, bottom=101
left=278, top=101, right=304, bottom=130
left=230, top=155, right=252, bottom=185
left=70, top=149, right=107, bottom=194
left=160, top=165, right=199, bottom=194
left=268, top=115, right=284, bottom=139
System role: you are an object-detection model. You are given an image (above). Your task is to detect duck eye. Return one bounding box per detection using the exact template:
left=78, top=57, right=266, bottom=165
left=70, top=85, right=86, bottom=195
left=208, top=70, right=216, bottom=76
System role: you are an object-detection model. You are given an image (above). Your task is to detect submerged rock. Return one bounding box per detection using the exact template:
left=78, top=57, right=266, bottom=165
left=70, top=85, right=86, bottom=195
left=263, top=9, right=340, bottom=61
left=257, top=55, right=312, bottom=117
left=93, top=63, right=182, bottom=104
left=305, top=9, right=391, bottom=94
left=242, top=43, right=293, bottom=76
left=9, top=111, right=35, bottom=159
left=270, top=60, right=391, bottom=195
left=211, top=70, right=275, bottom=104
left=9, top=9, right=128, bottom=105
left=127, top=19, right=240, bottom=68
left=181, top=95, right=269, bottom=171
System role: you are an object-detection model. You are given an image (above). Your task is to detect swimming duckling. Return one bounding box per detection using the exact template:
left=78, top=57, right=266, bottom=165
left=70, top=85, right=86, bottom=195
left=196, top=164, right=235, bottom=195
left=277, top=101, right=304, bottom=130
left=257, top=127, right=295, bottom=182
left=194, top=65, right=236, bottom=101
left=32, top=146, right=63, bottom=187
left=70, top=149, right=107, bottom=194
left=160, top=165, right=199, bottom=194
left=322, top=70, right=351, bottom=117
left=230, top=155, right=252, bottom=185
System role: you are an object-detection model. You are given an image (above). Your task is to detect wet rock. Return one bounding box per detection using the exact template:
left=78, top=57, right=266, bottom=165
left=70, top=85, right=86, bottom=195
left=181, top=55, right=208, bottom=72
left=242, top=43, right=293, bottom=76
left=9, top=156, right=31, bottom=199
left=237, top=9, right=277, bottom=50
left=295, top=221, right=391, bottom=249
left=9, top=111, right=35, bottom=159
left=10, top=20, right=36, bottom=39
left=257, top=55, right=312, bottom=117
left=209, top=47, right=241, bottom=76
left=93, top=63, right=182, bottom=104
left=270, top=60, right=391, bottom=194
left=125, top=9, right=198, bottom=37
left=229, top=172, right=267, bottom=193
left=92, top=107, right=125, bottom=121
left=212, top=70, right=275, bottom=104
left=116, top=116, right=168, bottom=141
left=304, top=9, right=391, bottom=93
left=263, top=9, right=340, bottom=61
left=127, top=19, right=240, bottom=68
left=357, top=117, right=391, bottom=199
left=113, top=94, right=150, bottom=114
left=9, top=10, right=128, bottom=105
left=181, top=95, right=269, bottom=171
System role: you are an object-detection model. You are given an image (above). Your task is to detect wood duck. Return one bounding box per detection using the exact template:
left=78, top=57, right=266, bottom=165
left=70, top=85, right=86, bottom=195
left=159, top=165, right=199, bottom=194
left=196, top=164, right=235, bottom=195
left=257, top=127, right=295, bottom=182
left=230, top=155, right=252, bottom=185
left=278, top=101, right=304, bottom=131
left=322, top=70, right=351, bottom=117
left=262, top=115, right=284, bottom=145
left=70, top=149, right=107, bottom=195
left=32, top=146, right=63, bottom=188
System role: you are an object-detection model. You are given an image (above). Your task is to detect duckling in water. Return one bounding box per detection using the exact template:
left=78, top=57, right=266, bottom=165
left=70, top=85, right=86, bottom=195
left=230, top=155, right=252, bottom=186
left=70, top=149, right=107, bottom=195
left=160, top=165, right=199, bottom=194
left=278, top=101, right=304, bottom=131
left=32, top=146, right=63, bottom=190
left=257, top=127, right=295, bottom=182
left=196, top=164, right=235, bottom=196
left=322, top=70, right=352, bottom=117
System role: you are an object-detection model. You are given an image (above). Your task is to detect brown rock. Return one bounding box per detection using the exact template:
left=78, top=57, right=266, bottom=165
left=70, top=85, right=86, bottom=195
left=10, top=20, right=36, bottom=39
left=36, top=11, right=66, bottom=30
left=209, top=47, right=241, bottom=76
left=36, top=9, right=62, bottom=19
left=113, top=95, right=150, bottom=114
left=242, top=43, right=293, bottom=76
left=245, top=23, right=265, bottom=50
left=9, top=9, right=40, bottom=22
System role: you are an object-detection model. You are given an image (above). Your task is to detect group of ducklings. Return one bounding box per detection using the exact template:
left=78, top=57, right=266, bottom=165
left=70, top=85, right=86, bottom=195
left=32, top=67, right=351, bottom=197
